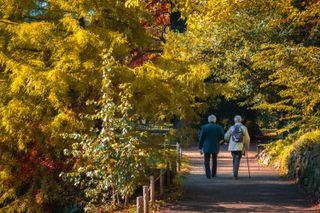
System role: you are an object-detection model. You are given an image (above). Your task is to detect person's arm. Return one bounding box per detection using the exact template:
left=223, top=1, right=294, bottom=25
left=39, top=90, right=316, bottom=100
left=198, top=126, right=205, bottom=152
left=224, top=126, right=233, bottom=142
left=242, top=126, right=250, bottom=150
left=219, top=126, right=225, bottom=144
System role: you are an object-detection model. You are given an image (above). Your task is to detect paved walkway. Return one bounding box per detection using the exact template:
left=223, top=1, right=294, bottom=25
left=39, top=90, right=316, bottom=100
left=160, top=145, right=318, bottom=212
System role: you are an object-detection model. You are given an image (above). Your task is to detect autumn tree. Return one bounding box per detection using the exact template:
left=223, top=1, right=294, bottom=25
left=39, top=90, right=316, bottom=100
left=168, top=0, right=320, bottom=131
left=0, top=0, right=212, bottom=211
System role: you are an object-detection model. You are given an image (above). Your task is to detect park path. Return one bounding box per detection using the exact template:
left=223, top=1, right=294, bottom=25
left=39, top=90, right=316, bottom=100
left=160, top=144, right=318, bottom=212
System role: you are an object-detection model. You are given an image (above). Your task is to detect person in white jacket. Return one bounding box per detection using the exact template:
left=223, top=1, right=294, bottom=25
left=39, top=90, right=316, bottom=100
left=224, top=115, right=250, bottom=179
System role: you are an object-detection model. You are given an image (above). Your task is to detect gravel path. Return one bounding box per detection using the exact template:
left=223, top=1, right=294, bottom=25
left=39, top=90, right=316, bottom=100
left=160, top=145, right=318, bottom=212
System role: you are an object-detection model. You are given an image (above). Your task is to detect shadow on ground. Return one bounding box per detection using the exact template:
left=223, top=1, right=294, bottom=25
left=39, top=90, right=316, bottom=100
left=160, top=145, right=318, bottom=212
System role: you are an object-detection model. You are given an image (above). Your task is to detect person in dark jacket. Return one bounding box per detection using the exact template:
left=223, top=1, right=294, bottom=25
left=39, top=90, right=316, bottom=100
left=199, top=115, right=225, bottom=179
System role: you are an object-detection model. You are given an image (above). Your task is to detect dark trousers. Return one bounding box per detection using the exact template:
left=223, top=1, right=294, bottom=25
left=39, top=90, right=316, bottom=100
left=231, top=151, right=242, bottom=177
left=204, top=153, right=218, bottom=178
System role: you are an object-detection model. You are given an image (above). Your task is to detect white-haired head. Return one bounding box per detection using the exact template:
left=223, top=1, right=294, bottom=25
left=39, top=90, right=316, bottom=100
left=234, top=115, right=242, bottom=123
left=208, top=115, right=217, bottom=123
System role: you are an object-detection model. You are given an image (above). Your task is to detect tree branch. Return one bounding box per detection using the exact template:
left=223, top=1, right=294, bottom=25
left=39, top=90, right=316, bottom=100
left=0, top=19, right=18, bottom=25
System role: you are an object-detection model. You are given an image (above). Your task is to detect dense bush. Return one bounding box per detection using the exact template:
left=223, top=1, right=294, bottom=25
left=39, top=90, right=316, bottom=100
left=260, top=130, right=320, bottom=200
left=287, top=131, right=320, bottom=199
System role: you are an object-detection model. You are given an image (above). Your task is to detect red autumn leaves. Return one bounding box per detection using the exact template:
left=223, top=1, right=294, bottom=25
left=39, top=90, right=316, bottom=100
left=131, top=0, right=171, bottom=68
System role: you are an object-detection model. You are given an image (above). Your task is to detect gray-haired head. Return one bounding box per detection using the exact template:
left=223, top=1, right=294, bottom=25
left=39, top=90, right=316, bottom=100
left=208, top=115, right=217, bottom=123
left=234, top=115, right=242, bottom=123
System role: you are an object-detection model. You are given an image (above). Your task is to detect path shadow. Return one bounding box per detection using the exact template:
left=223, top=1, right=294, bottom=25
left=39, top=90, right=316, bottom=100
left=161, top=146, right=317, bottom=212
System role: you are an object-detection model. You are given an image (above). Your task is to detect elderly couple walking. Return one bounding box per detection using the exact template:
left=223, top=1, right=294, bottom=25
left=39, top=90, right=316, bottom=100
left=198, top=115, right=250, bottom=179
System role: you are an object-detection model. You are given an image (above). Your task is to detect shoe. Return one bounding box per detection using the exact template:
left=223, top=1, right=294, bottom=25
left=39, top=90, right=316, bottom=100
left=233, top=176, right=238, bottom=180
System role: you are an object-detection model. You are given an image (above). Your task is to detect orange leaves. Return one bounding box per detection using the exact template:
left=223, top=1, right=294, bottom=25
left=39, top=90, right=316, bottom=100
left=156, top=13, right=170, bottom=26
left=280, top=18, right=289, bottom=23
left=35, top=190, right=43, bottom=205
left=140, top=19, right=152, bottom=29
left=146, top=0, right=171, bottom=26
left=130, top=49, right=158, bottom=68
left=17, top=145, right=59, bottom=182
left=131, top=0, right=173, bottom=68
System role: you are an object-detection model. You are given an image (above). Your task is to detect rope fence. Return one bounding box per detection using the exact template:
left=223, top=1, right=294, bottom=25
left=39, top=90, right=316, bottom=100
left=136, top=142, right=182, bottom=213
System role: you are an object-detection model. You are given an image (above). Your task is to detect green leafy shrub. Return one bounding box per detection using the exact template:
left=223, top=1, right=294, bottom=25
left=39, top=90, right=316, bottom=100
left=259, top=131, right=300, bottom=169
left=260, top=130, right=320, bottom=199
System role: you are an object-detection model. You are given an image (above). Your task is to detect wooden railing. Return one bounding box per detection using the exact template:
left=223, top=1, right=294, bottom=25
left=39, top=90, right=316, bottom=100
left=136, top=143, right=182, bottom=213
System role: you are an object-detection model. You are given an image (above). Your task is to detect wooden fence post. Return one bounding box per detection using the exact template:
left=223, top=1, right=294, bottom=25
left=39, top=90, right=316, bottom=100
left=166, top=162, right=170, bottom=185
left=124, top=195, right=129, bottom=208
left=150, top=176, right=155, bottom=206
left=176, top=142, right=180, bottom=155
left=136, top=196, right=143, bottom=213
left=172, top=159, right=177, bottom=176
left=179, top=146, right=182, bottom=171
left=176, top=142, right=181, bottom=172
left=160, top=169, right=164, bottom=197
left=143, top=185, right=149, bottom=213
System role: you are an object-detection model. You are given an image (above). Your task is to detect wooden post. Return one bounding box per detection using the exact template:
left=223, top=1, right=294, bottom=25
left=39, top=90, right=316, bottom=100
left=179, top=147, right=182, bottom=171
left=150, top=176, right=155, bottom=206
left=136, top=196, right=143, bottom=213
left=110, top=187, right=115, bottom=213
left=166, top=162, right=170, bottom=185
left=143, top=185, right=149, bottom=213
left=176, top=142, right=180, bottom=155
left=176, top=142, right=181, bottom=172
left=160, top=169, right=164, bottom=196
left=173, top=161, right=177, bottom=176
left=174, top=143, right=179, bottom=173
left=124, top=195, right=129, bottom=208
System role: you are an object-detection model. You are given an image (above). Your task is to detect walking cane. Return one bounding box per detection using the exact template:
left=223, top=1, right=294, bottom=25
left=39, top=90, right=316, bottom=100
left=246, top=151, right=251, bottom=178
